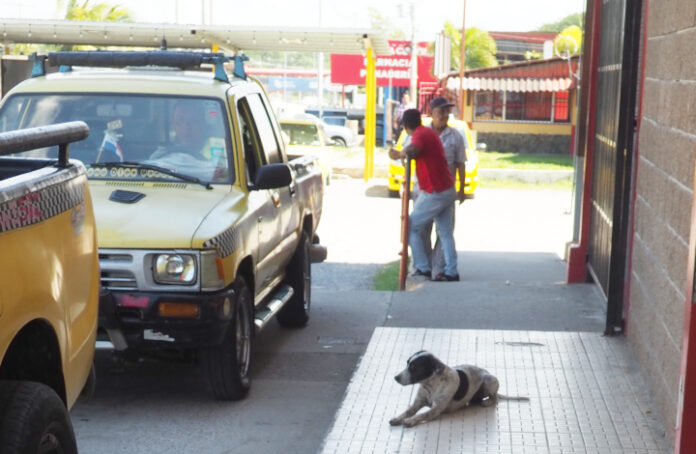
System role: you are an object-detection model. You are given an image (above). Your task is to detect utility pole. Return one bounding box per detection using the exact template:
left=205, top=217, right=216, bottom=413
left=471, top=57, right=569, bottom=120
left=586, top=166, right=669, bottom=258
left=317, top=0, right=324, bottom=118
left=409, top=2, right=417, bottom=106
left=459, top=0, right=467, bottom=120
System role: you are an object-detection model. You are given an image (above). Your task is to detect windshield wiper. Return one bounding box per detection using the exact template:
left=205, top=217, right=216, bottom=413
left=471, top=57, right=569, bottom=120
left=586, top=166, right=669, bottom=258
left=92, top=161, right=213, bottom=190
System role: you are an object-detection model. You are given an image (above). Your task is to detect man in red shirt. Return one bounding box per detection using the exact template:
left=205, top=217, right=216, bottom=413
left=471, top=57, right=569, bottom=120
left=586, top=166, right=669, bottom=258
left=388, top=109, right=460, bottom=281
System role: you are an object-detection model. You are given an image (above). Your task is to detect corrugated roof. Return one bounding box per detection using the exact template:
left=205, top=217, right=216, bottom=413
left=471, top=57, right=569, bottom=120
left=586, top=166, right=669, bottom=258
left=444, top=56, right=579, bottom=92
left=446, top=76, right=574, bottom=92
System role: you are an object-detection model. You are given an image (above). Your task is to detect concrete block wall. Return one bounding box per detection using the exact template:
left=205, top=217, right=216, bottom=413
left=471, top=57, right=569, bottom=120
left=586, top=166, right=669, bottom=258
left=628, top=1, right=696, bottom=448
left=477, top=132, right=571, bottom=154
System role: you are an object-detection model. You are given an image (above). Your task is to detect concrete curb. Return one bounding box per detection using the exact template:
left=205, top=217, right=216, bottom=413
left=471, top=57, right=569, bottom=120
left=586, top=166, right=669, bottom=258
left=332, top=166, right=572, bottom=183
left=478, top=168, right=573, bottom=183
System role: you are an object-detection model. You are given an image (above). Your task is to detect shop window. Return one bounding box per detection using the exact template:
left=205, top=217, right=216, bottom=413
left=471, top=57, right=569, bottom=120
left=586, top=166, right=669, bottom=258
left=554, top=91, right=570, bottom=122
left=473, top=91, right=503, bottom=120
left=473, top=90, right=570, bottom=123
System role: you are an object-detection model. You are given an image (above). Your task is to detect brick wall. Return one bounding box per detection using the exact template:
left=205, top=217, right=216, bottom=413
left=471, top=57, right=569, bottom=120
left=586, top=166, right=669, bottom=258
left=628, top=1, right=696, bottom=447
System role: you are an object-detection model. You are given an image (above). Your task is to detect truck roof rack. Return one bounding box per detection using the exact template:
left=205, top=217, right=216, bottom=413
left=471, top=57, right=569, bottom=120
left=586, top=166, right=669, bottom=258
left=30, top=50, right=247, bottom=83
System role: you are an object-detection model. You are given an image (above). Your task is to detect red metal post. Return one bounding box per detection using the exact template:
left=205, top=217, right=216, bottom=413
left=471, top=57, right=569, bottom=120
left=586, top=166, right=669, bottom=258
left=675, top=156, right=696, bottom=453
left=398, top=157, right=412, bottom=291
left=566, top=0, right=602, bottom=283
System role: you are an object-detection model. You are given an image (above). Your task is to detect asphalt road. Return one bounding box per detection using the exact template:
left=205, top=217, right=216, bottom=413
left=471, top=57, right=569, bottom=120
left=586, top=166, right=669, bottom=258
left=72, top=180, right=601, bottom=454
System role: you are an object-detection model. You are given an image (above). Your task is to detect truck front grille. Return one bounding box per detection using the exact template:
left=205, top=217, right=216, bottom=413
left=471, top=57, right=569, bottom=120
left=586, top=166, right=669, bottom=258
left=99, top=252, right=137, bottom=290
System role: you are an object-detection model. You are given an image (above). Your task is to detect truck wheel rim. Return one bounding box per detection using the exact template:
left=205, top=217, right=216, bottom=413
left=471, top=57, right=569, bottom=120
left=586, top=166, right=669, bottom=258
left=38, top=433, right=61, bottom=454
left=303, top=241, right=311, bottom=311
left=236, top=299, right=251, bottom=376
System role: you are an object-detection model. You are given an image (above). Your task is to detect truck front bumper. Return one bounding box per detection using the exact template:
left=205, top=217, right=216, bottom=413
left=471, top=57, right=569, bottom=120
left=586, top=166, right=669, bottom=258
left=98, top=287, right=237, bottom=352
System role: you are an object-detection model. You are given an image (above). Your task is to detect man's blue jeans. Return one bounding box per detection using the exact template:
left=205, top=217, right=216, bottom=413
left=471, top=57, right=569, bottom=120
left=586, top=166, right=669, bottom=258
left=409, top=187, right=458, bottom=276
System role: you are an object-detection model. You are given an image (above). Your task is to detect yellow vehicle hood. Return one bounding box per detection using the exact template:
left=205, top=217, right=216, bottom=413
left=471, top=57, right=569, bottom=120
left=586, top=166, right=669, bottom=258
left=90, top=183, right=231, bottom=249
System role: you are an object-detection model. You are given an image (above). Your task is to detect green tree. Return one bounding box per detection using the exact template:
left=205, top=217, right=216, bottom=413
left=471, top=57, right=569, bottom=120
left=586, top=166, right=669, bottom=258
left=8, top=0, right=132, bottom=54
left=554, top=25, right=583, bottom=56
left=62, top=0, right=132, bottom=22
left=439, top=22, right=498, bottom=70
left=368, top=7, right=406, bottom=40
left=538, top=13, right=584, bottom=33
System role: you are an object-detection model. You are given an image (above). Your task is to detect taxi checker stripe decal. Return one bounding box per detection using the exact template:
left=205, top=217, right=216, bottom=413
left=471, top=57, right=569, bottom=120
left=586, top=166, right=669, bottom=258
left=0, top=174, right=85, bottom=233
left=203, top=225, right=240, bottom=258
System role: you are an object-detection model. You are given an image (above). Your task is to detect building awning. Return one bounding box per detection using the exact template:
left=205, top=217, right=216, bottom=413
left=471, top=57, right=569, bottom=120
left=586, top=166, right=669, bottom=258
left=0, top=19, right=391, bottom=55
left=447, top=76, right=575, bottom=92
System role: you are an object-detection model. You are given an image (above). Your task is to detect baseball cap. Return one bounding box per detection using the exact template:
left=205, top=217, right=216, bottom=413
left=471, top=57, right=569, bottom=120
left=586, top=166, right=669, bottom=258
left=430, top=96, right=455, bottom=110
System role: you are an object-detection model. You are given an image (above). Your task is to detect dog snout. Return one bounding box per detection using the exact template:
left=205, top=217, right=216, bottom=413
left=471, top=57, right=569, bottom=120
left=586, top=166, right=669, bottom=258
left=394, top=371, right=409, bottom=385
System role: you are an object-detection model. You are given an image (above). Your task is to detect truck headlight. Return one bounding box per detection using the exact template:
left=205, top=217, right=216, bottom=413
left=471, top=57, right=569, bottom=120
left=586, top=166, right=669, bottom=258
left=153, top=254, right=196, bottom=284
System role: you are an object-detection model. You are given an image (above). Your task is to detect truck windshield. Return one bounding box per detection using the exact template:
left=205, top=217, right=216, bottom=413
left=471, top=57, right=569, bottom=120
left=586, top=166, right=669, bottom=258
left=0, top=94, right=234, bottom=185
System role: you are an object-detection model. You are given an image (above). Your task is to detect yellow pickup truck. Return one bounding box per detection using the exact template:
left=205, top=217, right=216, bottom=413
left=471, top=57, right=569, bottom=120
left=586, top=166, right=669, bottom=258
left=0, top=51, right=326, bottom=401
left=0, top=122, right=99, bottom=453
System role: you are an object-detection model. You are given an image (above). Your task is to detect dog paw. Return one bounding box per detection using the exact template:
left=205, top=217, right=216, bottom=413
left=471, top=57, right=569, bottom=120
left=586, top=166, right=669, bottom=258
left=403, top=418, right=417, bottom=428
left=389, top=418, right=403, bottom=426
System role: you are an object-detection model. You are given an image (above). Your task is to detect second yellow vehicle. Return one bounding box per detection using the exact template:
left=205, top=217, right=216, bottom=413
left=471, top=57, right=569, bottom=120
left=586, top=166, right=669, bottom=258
left=388, top=117, right=481, bottom=198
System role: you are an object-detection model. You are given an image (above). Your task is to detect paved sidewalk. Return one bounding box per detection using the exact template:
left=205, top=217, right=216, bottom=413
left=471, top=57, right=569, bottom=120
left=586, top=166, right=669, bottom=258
left=320, top=328, right=669, bottom=454
left=313, top=181, right=670, bottom=454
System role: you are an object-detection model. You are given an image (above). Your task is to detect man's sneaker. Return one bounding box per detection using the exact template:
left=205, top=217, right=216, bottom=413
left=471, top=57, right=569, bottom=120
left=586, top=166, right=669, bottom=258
left=433, top=273, right=459, bottom=282
left=411, top=269, right=432, bottom=279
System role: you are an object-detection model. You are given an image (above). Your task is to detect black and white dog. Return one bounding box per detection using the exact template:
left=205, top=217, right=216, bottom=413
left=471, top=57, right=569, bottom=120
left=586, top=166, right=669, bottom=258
left=389, top=350, right=529, bottom=427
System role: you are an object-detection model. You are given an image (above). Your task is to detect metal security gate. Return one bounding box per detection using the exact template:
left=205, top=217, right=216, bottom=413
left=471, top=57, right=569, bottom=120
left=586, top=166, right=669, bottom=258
left=587, top=0, right=643, bottom=334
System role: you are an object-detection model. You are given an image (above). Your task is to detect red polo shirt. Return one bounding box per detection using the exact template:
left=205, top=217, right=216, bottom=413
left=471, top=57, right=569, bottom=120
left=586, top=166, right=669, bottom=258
left=409, top=125, right=454, bottom=193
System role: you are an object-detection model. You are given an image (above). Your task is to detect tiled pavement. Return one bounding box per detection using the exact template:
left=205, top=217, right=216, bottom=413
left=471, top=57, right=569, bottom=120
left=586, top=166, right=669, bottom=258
left=320, top=328, right=669, bottom=454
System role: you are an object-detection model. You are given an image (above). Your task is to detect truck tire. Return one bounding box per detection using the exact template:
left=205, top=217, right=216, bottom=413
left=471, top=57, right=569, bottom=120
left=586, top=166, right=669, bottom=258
left=202, top=277, right=253, bottom=401
left=0, top=381, right=78, bottom=454
left=332, top=137, right=346, bottom=147
left=277, top=231, right=311, bottom=328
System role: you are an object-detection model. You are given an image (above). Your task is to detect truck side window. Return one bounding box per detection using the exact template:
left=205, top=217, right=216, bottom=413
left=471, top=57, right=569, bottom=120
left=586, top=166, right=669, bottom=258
left=237, top=98, right=265, bottom=184
left=246, top=94, right=283, bottom=165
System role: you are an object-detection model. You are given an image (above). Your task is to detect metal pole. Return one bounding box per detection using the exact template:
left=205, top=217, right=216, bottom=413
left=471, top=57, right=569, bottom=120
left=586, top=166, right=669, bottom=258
left=317, top=0, right=324, bottom=118
left=364, top=46, right=376, bottom=181
left=409, top=2, right=418, bottom=106
left=459, top=0, right=467, bottom=120
left=398, top=156, right=412, bottom=291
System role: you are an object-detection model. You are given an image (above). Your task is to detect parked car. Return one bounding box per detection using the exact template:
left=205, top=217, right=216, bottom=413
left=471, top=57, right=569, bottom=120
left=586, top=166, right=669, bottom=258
left=0, top=122, right=100, bottom=453
left=387, top=116, right=481, bottom=198
left=279, top=116, right=333, bottom=185
left=320, top=115, right=357, bottom=147
left=0, top=51, right=326, bottom=401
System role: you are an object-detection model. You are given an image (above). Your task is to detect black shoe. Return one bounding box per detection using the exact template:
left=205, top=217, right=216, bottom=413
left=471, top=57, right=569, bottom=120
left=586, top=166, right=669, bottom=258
left=411, top=269, right=432, bottom=279
left=434, top=273, right=459, bottom=282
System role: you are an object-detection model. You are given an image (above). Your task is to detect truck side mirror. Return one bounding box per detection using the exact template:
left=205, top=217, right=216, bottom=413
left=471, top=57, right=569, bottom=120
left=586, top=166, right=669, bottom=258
left=254, top=163, right=292, bottom=189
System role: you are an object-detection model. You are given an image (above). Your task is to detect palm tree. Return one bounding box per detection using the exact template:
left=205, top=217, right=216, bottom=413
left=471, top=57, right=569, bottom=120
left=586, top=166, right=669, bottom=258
left=9, top=1, right=132, bottom=54
left=63, top=0, right=132, bottom=22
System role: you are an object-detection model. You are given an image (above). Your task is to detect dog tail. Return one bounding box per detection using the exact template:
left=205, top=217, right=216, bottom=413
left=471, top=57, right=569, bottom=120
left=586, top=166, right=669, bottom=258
left=497, top=394, right=530, bottom=401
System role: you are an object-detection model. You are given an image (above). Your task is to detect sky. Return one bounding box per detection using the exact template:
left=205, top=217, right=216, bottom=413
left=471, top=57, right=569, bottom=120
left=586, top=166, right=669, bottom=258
left=1, top=0, right=585, bottom=41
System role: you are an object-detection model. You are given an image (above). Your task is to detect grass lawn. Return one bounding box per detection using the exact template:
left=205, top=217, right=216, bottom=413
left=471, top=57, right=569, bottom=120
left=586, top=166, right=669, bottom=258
left=478, top=151, right=573, bottom=170
left=373, top=259, right=402, bottom=291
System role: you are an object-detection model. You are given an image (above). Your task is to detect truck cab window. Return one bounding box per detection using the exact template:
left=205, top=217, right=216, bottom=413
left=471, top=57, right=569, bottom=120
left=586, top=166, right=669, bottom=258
left=246, top=94, right=283, bottom=165
left=237, top=98, right=265, bottom=184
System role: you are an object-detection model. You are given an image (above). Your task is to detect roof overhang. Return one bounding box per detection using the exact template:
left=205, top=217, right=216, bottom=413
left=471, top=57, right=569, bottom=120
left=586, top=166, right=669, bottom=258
left=447, top=76, right=575, bottom=92
left=0, top=19, right=391, bottom=55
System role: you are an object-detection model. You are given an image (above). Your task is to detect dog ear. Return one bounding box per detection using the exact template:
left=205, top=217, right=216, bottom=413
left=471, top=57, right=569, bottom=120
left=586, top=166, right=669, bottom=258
left=407, top=350, right=428, bottom=364
left=430, top=356, right=446, bottom=374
